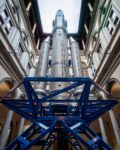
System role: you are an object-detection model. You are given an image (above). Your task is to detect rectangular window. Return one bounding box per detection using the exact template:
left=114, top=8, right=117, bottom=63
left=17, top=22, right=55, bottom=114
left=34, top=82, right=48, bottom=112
left=4, top=27, right=9, bottom=34
left=4, top=9, right=8, bottom=17
left=27, top=63, right=31, bottom=74
left=1, top=11, right=6, bottom=20
left=1, top=9, right=8, bottom=20
left=106, top=10, right=119, bottom=36
left=17, top=44, right=24, bottom=58
left=110, top=10, right=119, bottom=25
left=9, top=20, right=13, bottom=26
left=1, top=9, right=13, bottom=36
left=114, top=16, right=119, bottom=25
left=6, top=22, right=11, bottom=30
left=109, top=28, right=114, bottom=35
left=97, top=44, right=103, bottom=60
left=106, top=21, right=114, bottom=35
left=110, top=10, right=114, bottom=18
left=0, top=15, right=4, bottom=25
left=6, top=20, right=13, bottom=31
left=107, top=22, right=112, bottom=31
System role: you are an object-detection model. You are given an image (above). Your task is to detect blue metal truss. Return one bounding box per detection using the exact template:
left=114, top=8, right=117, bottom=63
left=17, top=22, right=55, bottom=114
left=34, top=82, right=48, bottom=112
left=1, top=77, right=118, bottom=150
left=41, top=132, right=57, bottom=150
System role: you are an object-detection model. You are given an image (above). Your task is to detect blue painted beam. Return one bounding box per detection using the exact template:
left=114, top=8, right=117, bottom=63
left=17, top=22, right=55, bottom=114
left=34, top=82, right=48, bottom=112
left=1, top=77, right=118, bottom=150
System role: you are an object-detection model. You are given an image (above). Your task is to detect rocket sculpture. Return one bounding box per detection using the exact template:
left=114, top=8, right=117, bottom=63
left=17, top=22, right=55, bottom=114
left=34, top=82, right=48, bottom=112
left=2, top=10, right=117, bottom=150
left=36, top=10, right=83, bottom=102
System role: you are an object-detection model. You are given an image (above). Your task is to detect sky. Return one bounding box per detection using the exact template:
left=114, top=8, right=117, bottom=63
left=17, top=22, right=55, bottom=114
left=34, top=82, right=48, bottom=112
left=37, top=0, right=82, bottom=33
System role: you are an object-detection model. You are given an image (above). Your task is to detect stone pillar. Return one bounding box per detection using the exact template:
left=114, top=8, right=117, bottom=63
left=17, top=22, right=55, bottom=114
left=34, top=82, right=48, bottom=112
left=20, top=51, right=29, bottom=71
left=32, top=23, right=37, bottom=34
left=93, top=52, right=100, bottom=68
left=99, top=29, right=108, bottom=51
left=109, top=110, right=120, bottom=148
left=28, top=67, right=36, bottom=77
left=84, top=24, right=89, bottom=34
left=0, top=84, right=18, bottom=150
left=99, top=117, right=108, bottom=143
left=37, top=38, right=40, bottom=50
left=0, top=110, right=13, bottom=150
left=26, top=2, right=32, bottom=12
left=88, top=3, right=93, bottom=12
left=82, top=40, right=85, bottom=50
left=17, top=118, right=25, bottom=136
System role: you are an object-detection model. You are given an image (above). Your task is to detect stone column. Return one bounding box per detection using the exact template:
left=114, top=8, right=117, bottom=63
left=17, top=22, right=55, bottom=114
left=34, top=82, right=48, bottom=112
left=0, top=90, right=19, bottom=150
left=99, top=117, right=108, bottom=143
left=93, top=52, right=100, bottom=68
left=109, top=110, right=120, bottom=148
left=0, top=110, right=13, bottom=150
left=28, top=67, right=36, bottom=77
left=20, top=51, right=29, bottom=71
left=17, top=118, right=25, bottom=136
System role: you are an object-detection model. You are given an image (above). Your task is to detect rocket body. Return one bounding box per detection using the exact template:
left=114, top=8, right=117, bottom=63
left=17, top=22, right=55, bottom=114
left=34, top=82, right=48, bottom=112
left=50, top=10, right=70, bottom=100
left=69, top=37, right=83, bottom=77
left=36, top=37, right=50, bottom=96
left=36, top=10, right=83, bottom=101
left=70, top=37, right=83, bottom=96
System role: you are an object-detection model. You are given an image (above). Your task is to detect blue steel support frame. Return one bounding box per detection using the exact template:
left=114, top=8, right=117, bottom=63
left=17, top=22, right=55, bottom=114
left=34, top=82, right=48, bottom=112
left=41, top=132, right=57, bottom=150
left=1, top=77, right=118, bottom=150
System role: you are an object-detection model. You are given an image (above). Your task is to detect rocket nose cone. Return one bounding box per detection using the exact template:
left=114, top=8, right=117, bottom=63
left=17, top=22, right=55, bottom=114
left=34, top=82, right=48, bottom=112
left=56, top=10, right=64, bottom=16
left=69, top=37, right=76, bottom=44
left=44, top=36, right=51, bottom=43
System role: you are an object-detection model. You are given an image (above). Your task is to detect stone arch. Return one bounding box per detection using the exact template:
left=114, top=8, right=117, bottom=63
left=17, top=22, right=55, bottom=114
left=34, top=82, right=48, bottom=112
left=0, top=77, right=16, bottom=98
left=106, top=78, right=120, bottom=100
left=19, top=94, right=26, bottom=99
left=96, top=94, right=103, bottom=100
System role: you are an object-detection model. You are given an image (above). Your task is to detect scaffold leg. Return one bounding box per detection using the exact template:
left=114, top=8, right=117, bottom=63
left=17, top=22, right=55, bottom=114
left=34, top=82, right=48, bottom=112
left=41, top=132, right=57, bottom=150
left=1, top=77, right=117, bottom=150
left=4, top=122, right=56, bottom=150
left=63, top=122, right=112, bottom=150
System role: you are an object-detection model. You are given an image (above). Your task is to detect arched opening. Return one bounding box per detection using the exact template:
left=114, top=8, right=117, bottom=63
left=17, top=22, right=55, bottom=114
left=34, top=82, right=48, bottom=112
left=19, top=94, right=26, bottom=99
left=96, top=94, right=103, bottom=100
left=106, top=78, right=120, bottom=100
left=0, top=77, right=15, bottom=98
